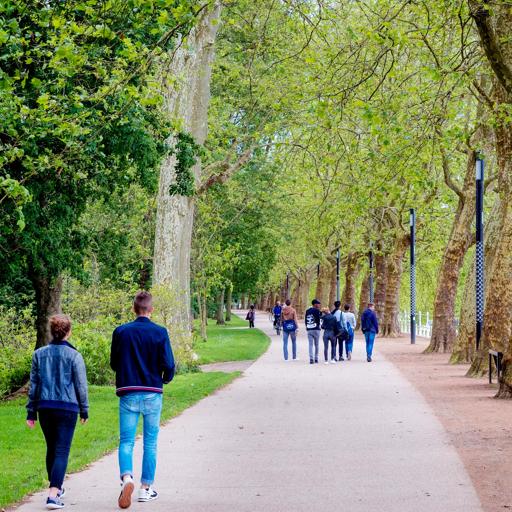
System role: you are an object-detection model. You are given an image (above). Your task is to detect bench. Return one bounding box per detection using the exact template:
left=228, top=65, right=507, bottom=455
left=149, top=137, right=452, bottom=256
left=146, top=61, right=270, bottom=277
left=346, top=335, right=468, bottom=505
left=488, top=350, right=503, bottom=384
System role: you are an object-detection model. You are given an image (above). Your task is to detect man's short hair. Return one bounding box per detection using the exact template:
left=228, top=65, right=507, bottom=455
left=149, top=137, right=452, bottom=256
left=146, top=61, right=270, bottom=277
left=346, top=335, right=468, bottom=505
left=334, top=300, right=341, bottom=309
left=312, top=299, right=321, bottom=305
left=134, top=291, right=153, bottom=315
left=285, top=299, right=291, bottom=306
left=344, top=304, right=350, bottom=311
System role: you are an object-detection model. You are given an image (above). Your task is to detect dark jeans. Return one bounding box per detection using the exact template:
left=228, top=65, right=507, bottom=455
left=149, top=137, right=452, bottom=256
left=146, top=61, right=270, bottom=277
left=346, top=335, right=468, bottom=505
left=322, top=330, right=337, bottom=361
left=249, top=320, right=255, bottom=328
left=39, top=409, right=78, bottom=489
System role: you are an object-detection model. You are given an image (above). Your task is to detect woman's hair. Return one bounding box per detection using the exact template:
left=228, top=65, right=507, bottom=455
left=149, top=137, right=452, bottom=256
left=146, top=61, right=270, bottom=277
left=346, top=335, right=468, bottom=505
left=49, top=314, right=72, bottom=341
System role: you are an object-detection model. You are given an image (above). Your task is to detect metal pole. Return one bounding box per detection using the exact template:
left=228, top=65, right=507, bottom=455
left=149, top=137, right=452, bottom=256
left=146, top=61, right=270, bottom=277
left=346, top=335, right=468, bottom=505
left=410, top=209, right=416, bottom=344
left=476, top=154, right=485, bottom=350
left=336, top=248, right=340, bottom=302
left=369, top=243, right=374, bottom=303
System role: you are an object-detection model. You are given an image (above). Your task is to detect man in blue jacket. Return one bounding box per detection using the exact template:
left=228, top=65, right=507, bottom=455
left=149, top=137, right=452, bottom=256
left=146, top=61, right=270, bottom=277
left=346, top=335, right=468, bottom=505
left=361, top=302, right=379, bottom=362
left=110, top=291, right=175, bottom=509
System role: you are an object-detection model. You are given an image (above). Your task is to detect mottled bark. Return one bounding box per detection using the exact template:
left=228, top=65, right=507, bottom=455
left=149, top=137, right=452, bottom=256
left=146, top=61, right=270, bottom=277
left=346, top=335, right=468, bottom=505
left=427, top=151, right=477, bottom=353
left=469, top=2, right=512, bottom=397
left=215, top=289, right=225, bottom=325
left=225, top=285, right=232, bottom=322
left=31, top=273, right=63, bottom=349
left=197, top=292, right=207, bottom=339
left=315, top=260, right=333, bottom=307
left=241, top=293, right=249, bottom=309
left=342, top=253, right=360, bottom=312
left=382, top=236, right=408, bottom=337
left=357, top=274, right=370, bottom=329
left=153, top=3, right=222, bottom=333
left=374, top=246, right=388, bottom=324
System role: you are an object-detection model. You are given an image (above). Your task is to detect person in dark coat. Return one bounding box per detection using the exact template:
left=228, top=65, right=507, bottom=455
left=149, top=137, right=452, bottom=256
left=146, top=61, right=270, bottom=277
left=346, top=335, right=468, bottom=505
left=321, top=308, right=338, bottom=364
left=361, top=302, right=379, bottom=362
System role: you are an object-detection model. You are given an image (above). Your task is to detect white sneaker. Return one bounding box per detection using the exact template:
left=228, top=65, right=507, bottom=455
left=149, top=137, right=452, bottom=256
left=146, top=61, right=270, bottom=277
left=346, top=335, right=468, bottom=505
left=118, top=476, right=134, bottom=509
left=138, top=487, right=158, bottom=502
left=324, top=361, right=329, bottom=365
left=330, top=359, right=336, bottom=364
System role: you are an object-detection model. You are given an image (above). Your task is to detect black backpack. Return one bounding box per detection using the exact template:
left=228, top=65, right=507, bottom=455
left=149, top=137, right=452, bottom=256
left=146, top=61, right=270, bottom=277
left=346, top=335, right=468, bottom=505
left=336, top=311, right=349, bottom=341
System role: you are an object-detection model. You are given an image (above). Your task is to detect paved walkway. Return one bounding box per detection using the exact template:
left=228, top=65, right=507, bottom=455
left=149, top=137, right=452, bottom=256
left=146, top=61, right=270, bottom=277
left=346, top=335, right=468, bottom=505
left=15, top=312, right=482, bottom=512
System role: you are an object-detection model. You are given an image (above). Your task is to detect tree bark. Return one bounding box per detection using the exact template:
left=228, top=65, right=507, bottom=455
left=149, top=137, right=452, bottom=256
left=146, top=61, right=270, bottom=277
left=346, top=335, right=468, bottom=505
left=469, top=1, right=512, bottom=397
left=225, top=284, right=232, bottom=322
left=374, top=245, right=388, bottom=324
left=342, top=253, right=360, bottom=311
left=153, top=2, right=222, bottom=333
left=31, top=273, right=63, bottom=349
left=216, top=288, right=225, bottom=325
left=315, top=259, right=333, bottom=307
left=450, top=199, right=502, bottom=365
left=241, top=293, right=249, bottom=309
left=357, top=273, right=370, bottom=329
left=427, top=151, right=477, bottom=353
left=382, top=235, right=408, bottom=337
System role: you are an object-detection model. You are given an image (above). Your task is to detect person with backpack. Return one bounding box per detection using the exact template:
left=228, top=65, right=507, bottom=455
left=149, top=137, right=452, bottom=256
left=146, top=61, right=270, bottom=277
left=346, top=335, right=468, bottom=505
left=246, top=305, right=256, bottom=328
left=332, top=301, right=349, bottom=361
left=281, top=299, right=299, bottom=361
left=272, top=301, right=282, bottom=332
left=26, top=314, right=89, bottom=510
left=111, top=291, right=175, bottom=508
left=361, top=302, right=379, bottom=362
left=305, top=299, right=322, bottom=364
left=321, top=307, right=338, bottom=364
left=342, top=304, right=356, bottom=360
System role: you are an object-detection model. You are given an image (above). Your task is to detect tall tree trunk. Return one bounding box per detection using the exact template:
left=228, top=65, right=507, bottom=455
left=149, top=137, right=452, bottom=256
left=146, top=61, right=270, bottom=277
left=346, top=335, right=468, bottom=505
left=31, top=273, right=63, bottom=349
left=342, top=253, right=360, bottom=311
left=153, top=3, right=222, bottom=333
left=197, top=292, right=207, bottom=339
left=357, top=273, right=370, bottom=329
left=315, top=259, right=333, bottom=307
left=297, top=269, right=314, bottom=318
left=225, top=284, right=232, bottom=322
left=374, top=245, right=388, bottom=324
left=382, top=235, right=408, bottom=337
left=242, top=293, right=248, bottom=309
left=450, top=200, right=502, bottom=365
left=469, top=1, right=512, bottom=397
left=216, top=289, right=225, bottom=325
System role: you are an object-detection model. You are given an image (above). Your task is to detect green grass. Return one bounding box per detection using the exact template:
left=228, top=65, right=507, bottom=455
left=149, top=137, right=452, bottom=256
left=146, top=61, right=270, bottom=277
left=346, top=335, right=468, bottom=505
left=0, top=371, right=238, bottom=508
left=194, top=314, right=270, bottom=364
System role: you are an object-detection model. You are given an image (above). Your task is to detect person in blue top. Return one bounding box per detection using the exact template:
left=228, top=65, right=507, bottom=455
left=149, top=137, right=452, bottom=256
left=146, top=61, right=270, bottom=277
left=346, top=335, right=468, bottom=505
left=272, top=300, right=282, bottom=329
left=360, top=302, right=379, bottom=362
left=110, top=291, right=175, bottom=509
left=26, top=314, right=89, bottom=510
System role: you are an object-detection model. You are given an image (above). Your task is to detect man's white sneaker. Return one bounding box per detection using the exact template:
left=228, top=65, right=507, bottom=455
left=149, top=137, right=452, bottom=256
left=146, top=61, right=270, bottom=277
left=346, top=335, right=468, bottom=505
left=118, top=476, right=134, bottom=509
left=138, top=487, right=159, bottom=502
left=324, top=361, right=329, bottom=365
left=330, top=359, right=336, bottom=364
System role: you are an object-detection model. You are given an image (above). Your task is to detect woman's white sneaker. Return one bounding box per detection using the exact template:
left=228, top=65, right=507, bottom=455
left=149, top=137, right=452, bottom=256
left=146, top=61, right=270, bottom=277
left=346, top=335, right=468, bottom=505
left=118, top=476, right=134, bottom=509
left=138, top=487, right=158, bottom=502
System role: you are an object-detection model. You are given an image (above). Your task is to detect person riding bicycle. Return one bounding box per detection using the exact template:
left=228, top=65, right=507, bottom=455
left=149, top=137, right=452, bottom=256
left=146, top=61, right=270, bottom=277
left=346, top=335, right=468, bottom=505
left=272, top=301, right=282, bottom=328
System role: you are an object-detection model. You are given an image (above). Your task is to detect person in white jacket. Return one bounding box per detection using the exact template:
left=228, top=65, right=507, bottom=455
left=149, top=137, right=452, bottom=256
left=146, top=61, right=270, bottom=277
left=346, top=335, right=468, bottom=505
left=342, top=304, right=356, bottom=360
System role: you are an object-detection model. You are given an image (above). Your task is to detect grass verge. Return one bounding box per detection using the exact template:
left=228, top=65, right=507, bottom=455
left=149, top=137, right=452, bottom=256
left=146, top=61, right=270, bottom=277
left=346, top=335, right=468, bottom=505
left=0, top=371, right=238, bottom=508
left=194, top=314, right=270, bottom=364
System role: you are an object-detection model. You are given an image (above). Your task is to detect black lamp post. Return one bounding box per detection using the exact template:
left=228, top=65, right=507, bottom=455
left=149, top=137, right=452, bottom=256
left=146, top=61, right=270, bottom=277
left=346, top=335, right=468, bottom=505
left=476, top=154, right=484, bottom=350
left=410, top=209, right=416, bottom=344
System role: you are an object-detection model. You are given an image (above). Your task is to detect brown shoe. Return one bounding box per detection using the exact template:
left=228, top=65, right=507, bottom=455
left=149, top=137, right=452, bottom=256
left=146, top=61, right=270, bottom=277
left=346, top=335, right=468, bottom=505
left=118, top=477, right=134, bottom=509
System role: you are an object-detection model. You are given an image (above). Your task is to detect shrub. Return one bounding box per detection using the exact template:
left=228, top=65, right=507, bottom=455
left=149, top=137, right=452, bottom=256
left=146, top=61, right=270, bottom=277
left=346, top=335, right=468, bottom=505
left=72, top=319, right=115, bottom=386
left=0, top=307, right=34, bottom=398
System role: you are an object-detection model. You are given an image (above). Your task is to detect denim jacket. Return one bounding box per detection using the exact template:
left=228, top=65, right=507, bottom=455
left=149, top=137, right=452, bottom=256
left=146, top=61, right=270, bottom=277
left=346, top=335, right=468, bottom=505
left=26, top=340, right=89, bottom=421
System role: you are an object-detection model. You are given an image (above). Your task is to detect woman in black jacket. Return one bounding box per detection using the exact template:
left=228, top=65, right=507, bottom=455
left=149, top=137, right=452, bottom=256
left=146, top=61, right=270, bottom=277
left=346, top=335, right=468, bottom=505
left=26, top=314, right=89, bottom=510
left=321, top=308, right=338, bottom=364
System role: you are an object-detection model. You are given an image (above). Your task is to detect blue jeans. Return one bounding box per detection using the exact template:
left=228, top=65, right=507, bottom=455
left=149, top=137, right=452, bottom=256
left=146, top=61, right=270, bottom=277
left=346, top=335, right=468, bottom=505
left=283, top=330, right=297, bottom=360
left=119, top=392, right=163, bottom=485
left=345, top=332, right=354, bottom=356
left=364, top=331, right=376, bottom=357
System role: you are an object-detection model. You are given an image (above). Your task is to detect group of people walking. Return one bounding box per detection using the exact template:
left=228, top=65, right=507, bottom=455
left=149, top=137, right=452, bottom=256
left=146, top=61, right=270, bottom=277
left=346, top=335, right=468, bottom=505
left=26, top=291, right=174, bottom=510
left=268, top=299, right=379, bottom=364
